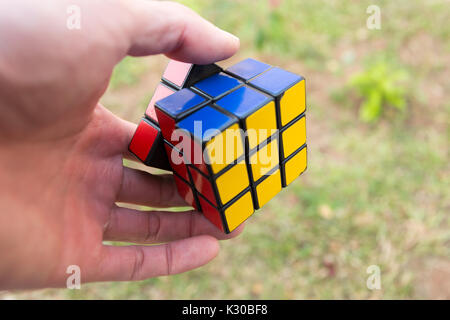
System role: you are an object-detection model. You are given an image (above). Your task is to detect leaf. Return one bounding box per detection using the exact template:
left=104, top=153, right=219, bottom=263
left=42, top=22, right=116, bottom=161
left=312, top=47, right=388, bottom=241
left=360, top=91, right=382, bottom=122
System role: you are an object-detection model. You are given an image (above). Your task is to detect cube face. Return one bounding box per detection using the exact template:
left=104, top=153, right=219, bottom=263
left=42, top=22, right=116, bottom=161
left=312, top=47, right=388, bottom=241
left=130, top=58, right=307, bottom=233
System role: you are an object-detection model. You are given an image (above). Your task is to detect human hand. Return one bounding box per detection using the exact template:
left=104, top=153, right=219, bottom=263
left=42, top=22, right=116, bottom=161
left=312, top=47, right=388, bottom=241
left=0, top=0, right=241, bottom=290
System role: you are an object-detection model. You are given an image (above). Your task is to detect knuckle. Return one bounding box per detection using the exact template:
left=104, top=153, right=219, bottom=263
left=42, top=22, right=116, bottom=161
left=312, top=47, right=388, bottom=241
left=188, top=211, right=196, bottom=238
left=165, top=243, right=173, bottom=275
left=159, top=176, right=177, bottom=206
left=144, top=212, right=161, bottom=242
left=130, top=246, right=145, bottom=281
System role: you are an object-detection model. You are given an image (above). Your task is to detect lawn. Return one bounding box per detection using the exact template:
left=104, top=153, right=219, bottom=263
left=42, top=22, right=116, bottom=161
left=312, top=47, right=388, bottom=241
left=2, top=0, right=449, bottom=299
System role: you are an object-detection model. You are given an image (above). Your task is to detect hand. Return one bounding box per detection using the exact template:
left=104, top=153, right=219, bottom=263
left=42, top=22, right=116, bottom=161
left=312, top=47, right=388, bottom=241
left=0, top=0, right=241, bottom=290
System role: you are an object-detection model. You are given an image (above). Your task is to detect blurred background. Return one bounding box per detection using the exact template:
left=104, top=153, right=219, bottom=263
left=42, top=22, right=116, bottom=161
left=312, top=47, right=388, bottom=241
left=3, top=0, right=449, bottom=299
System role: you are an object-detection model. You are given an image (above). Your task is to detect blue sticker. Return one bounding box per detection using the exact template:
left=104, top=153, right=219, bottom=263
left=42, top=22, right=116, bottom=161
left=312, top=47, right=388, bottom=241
left=249, top=67, right=303, bottom=97
left=177, top=105, right=236, bottom=142
left=215, top=86, right=272, bottom=119
left=226, top=58, right=271, bottom=81
left=194, top=73, right=241, bottom=98
left=155, top=88, right=207, bottom=118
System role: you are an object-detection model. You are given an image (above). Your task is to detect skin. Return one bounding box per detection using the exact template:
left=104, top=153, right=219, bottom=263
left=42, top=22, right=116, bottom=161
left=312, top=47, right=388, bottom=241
left=0, top=0, right=242, bottom=290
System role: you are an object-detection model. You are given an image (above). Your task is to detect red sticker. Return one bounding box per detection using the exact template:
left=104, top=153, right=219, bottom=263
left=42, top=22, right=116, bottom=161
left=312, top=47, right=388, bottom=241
left=129, top=120, right=159, bottom=162
left=198, top=196, right=224, bottom=231
left=189, top=167, right=217, bottom=206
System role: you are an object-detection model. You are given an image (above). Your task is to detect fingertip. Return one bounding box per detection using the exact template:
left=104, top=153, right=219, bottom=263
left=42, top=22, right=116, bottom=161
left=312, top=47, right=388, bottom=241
left=200, top=235, right=220, bottom=259
left=217, top=27, right=240, bottom=58
left=173, top=235, right=220, bottom=273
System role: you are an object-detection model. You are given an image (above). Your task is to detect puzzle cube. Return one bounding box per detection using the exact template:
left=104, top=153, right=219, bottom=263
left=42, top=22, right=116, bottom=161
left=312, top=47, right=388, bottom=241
left=129, top=58, right=307, bottom=233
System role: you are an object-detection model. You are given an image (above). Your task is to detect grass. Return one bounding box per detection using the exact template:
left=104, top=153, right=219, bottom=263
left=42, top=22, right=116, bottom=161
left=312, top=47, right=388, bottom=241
left=2, top=0, right=449, bottom=300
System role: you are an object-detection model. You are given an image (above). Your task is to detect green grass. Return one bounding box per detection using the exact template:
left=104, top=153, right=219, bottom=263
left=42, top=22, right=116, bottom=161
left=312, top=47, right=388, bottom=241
left=109, top=57, right=149, bottom=89
left=3, top=0, right=449, bottom=300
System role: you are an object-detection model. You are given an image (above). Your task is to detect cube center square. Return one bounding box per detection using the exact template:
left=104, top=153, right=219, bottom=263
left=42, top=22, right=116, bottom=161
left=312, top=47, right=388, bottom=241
left=193, top=72, right=242, bottom=99
left=129, top=58, right=307, bottom=234
left=249, top=137, right=280, bottom=182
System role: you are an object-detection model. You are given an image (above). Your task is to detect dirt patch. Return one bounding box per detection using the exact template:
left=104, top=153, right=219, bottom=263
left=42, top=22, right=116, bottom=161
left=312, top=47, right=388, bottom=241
left=412, top=257, right=450, bottom=299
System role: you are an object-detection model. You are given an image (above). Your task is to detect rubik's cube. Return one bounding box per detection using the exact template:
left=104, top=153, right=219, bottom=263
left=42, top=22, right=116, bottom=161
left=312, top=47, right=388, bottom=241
left=129, top=58, right=307, bottom=233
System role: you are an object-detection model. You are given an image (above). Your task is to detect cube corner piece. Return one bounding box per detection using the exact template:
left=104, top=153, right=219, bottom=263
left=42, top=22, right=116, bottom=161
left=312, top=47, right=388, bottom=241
left=162, top=60, right=222, bottom=90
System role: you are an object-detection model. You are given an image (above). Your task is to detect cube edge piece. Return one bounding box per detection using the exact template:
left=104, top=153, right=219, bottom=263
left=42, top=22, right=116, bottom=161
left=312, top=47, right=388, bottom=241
left=128, top=117, right=171, bottom=171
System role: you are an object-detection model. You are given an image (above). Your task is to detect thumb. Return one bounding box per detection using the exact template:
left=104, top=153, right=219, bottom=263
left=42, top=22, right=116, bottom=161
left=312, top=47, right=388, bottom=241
left=120, top=0, right=240, bottom=63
